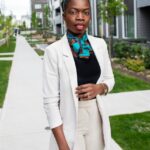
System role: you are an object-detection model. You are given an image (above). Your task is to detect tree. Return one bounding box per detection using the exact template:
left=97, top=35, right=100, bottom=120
left=0, top=12, right=4, bottom=39
left=43, top=4, right=52, bottom=41
left=98, top=0, right=127, bottom=58
left=31, top=11, right=38, bottom=29
left=3, top=15, right=13, bottom=46
left=23, top=21, right=26, bottom=30
left=43, top=4, right=51, bottom=29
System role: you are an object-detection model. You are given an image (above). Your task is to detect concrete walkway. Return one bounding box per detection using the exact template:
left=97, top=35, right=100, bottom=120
left=0, top=35, right=150, bottom=150
left=0, top=52, right=14, bottom=55
left=104, top=90, right=150, bottom=116
left=0, top=35, right=49, bottom=150
left=0, top=57, right=13, bottom=61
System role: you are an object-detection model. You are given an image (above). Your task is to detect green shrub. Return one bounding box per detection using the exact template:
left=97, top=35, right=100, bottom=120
left=124, top=58, right=145, bottom=72
left=143, top=47, right=150, bottom=69
left=130, top=44, right=143, bottom=59
left=113, top=41, right=130, bottom=58
left=0, top=31, right=3, bottom=39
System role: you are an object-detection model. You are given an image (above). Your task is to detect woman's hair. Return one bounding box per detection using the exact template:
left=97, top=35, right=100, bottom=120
left=61, top=0, right=90, bottom=12
left=61, top=0, right=70, bottom=12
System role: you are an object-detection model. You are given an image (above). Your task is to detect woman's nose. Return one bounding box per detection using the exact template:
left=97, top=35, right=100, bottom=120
left=76, top=12, right=84, bottom=20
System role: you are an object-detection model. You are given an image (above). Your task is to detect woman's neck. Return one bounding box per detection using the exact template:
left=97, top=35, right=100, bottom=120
left=67, top=30, right=85, bottom=39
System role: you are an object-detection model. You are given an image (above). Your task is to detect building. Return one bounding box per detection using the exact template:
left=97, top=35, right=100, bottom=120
left=49, top=0, right=63, bottom=34
left=21, top=15, right=31, bottom=29
left=49, top=0, right=150, bottom=41
left=31, top=0, right=49, bottom=28
left=136, top=0, right=150, bottom=40
left=97, top=0, right=150, bottom=41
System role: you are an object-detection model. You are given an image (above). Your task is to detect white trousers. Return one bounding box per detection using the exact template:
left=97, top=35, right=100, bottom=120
left=74, top=99, right=104, bottom=150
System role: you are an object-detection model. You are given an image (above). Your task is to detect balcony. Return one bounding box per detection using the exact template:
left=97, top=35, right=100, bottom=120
left=137, top=0, right=150, bottom=8
left=55, top=15, right=61, bottom=24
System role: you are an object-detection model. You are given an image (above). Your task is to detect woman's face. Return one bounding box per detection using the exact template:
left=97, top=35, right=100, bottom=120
left=63, top=0, right=91, bottom=37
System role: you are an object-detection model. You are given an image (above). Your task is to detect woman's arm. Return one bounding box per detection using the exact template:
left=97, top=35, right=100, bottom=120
left=52, top=125, right=70, bottom=150
left=43, top=47, right=69, bottom=149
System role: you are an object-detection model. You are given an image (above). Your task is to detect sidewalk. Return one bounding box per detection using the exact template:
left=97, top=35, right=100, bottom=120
left=0, top=36, right=49, bottom=150
left=0, top=57, right=13, bottom=61
left=0, top=35, right=150, bottom=150
left=104, top=90, right=150, bottom=116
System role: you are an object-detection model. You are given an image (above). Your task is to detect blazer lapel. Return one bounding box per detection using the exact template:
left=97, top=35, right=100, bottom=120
left=61, top=35, right=78, bottom=113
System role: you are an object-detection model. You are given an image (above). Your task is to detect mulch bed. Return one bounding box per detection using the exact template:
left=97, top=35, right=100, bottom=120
left=112, top=62, right=150, bottom=83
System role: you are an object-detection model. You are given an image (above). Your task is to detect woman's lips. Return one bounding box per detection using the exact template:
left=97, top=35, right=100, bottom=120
left=75, top=24, right=85, bottom=30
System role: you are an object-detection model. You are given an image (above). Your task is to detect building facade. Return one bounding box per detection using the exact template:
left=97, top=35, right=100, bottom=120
left=21, top=15, right=31, bottom=29
left=31, top=0, right=49, bottom=28
left=136, top=0, right=150, bottom=40
left=48, top=0, right=150, bottom=41
left=49, top=0, right=63, bottom=34
left=98, top=0, right=150, bottom=40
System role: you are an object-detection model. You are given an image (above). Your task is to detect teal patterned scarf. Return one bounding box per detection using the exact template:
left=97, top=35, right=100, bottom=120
left=67, top=31, right=93, bottom=59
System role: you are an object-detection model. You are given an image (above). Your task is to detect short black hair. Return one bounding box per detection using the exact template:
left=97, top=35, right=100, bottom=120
left=61, top=0, right=70, bottom=12
left=61, top=0, right=90, bottom=12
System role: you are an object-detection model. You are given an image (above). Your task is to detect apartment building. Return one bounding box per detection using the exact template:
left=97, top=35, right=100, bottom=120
left=136, top=0, right=150, bottom=40
left=49, top=0, right=63, bottom=34
left=31, top=0, right=49, bottom=28
left=98, top=0, right=150, bottom=40
left=49, top=0, right=150, bottom=41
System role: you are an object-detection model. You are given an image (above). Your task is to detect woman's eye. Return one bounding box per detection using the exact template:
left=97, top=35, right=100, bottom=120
left=69, top=10, right=77, bottom=15
left=83, top=11, right=90, bottom=16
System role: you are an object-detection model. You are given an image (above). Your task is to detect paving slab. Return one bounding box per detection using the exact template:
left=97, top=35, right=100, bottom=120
left=0, top=36, right=49, bottom=150
left=103, top=90, right=150, bottom=116
left=0, top=57, right=13, bottom=61
left=0, top=52, right=14, bottom=55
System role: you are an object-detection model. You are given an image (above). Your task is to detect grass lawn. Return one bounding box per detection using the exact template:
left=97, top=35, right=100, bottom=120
left=112, top=69, right=150, bottom=93
left=110, top=111, right=150, bottom=150
left=0, top=61, right=12, bottom=107
left=27, top=40, right=44, bottom=47
left=0, top=55, right=14, bottom=57
left=0, top=37, right=16, bottom=53
left=35, top=49, right=44, bottom=56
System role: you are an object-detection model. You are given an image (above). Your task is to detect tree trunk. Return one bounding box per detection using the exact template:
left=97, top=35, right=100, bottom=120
left=108, top=24, right=112, bottom=59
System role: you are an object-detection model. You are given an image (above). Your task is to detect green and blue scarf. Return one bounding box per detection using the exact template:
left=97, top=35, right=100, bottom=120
left=67, top=31, right=93, bottom=59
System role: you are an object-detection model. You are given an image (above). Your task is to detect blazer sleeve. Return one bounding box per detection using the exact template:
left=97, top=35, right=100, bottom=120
left=43, top=46, right=62, bottom=129
left=101, top=39, right=115, bottom=92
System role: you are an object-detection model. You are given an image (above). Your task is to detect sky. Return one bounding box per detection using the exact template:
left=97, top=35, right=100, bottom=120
left=1, top=0, right=30, bottom=20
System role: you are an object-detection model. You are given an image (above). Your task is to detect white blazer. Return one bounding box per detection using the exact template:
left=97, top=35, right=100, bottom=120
left=43, top=34, right=115, bottom=150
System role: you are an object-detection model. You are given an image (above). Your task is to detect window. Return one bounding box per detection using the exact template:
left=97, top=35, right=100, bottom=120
left=55, top=7, right=60, bottom=16
left=36, top=12, right=43, bottom=19
left=124, top=0, right=134, bottom=38
left=35, top=4, right=42, bottom=9
left=113, top=16, right=117, bottom=36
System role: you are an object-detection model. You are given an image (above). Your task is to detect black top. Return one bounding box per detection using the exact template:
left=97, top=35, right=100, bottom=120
left=74, top=51, right=101, bottom=86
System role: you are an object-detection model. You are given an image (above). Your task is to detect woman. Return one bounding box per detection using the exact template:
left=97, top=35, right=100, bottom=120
left=43, top=0, right=115, bottom=150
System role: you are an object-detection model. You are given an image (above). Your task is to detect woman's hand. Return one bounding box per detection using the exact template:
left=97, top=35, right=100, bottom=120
left=59, top=144, right=70, bottom=150
left=75, top=83, right=106, bottom=100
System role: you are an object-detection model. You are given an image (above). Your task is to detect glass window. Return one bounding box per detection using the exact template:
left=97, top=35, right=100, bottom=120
left=113, top=16, right=117, bottom=36
left=124, top=0, right=134, bottom=38
left=55, top=7, right=60, bottom=16
left=35, top=4, right=42, bottom=9
left=36, top=12, right=43, bottom=19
